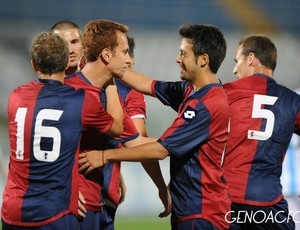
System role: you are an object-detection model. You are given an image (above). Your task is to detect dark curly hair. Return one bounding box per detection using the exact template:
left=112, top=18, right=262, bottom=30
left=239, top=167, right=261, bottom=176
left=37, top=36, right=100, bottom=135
left=31, top=32, right=69, bottom=75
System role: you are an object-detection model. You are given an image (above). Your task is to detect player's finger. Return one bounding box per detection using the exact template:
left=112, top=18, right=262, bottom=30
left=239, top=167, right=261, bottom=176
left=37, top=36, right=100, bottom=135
left=78, top=157, right=87, bottom=165
left=77, top=208, right=86, bottom=218
left=158, top=210, right=170, bottom=218
left=79, top=152, right=87, bottom=159
left=79, top=162, right=89, bottom=172
left=84, top=165, right=96, bottom=175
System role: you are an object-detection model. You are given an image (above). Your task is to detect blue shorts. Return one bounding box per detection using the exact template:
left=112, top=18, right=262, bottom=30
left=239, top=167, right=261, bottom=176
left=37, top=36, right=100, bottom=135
left=2, top=214, right=78, bottom=230
left=78, top=209, right=113, bottom=230
left=171, top=218, right=218, bottom=230
left=103, top=205, right=117, bottom=230
left=230, top=198, right=295, bottom=230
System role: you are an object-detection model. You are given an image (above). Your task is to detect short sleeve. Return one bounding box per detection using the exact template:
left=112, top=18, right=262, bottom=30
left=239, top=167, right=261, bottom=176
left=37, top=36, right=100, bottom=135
left=152, top=80, right=191, bottom=112
left=158, top=102, right=211, bottom=158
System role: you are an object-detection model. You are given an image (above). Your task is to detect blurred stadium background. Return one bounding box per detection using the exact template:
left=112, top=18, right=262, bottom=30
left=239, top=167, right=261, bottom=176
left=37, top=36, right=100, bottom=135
left=0, top=1, right=300, bottom=229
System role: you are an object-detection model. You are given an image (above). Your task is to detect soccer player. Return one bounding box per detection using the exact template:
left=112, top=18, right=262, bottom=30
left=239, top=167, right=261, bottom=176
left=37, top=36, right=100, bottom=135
left=101, top=35, right=144, bottom=218
left=1, top=32, right=123, bottom=229
left=222, top=35, right=300, bottom=229
left=50, top=20, right=83, bottom=75
left=102, top=35, right=166, bottom=227
left=79, top=24, right=231, bottom=230
left=65, top=19, right=170, bottom=230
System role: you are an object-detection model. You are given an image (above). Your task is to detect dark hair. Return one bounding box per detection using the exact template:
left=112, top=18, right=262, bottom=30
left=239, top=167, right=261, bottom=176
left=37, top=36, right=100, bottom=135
left=179, top=24, right=226, bottom=74
left=239, top=35, right=277, bottom=71
left=31, top=32, right=69, bottom=74
left=127, top=36, right=135, bottom=59
left=83, top=19, right=128, bottom=62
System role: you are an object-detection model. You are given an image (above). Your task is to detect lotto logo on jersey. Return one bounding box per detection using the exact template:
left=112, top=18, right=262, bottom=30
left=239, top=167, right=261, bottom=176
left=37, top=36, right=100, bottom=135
left=181, top=106, right=197, bottom=122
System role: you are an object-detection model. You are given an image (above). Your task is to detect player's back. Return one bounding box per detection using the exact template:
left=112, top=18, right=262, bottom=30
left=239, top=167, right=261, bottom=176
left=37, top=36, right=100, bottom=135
left=2, top=79, right=85, bottom=226
left=223, top=74, right=300, bottom=205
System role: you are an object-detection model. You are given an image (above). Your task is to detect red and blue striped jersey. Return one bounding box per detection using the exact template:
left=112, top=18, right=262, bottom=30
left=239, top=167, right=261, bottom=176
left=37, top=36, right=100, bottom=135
left=65, top=73, right=138, bottom=210
left=152, top=80, right=231, bottom=230
left=1, top=79, right=113, bottom=226
left=102, top=79, right=143, bottom=207
left=223, top=74, right=300, bottom=206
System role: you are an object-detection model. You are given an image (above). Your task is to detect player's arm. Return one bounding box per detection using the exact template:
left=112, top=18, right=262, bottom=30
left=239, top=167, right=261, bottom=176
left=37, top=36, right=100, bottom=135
left=118, top=68, right=154, bottom=95
left=105, top=82, right=124, bottom=137
left=127, top=118, right=171, bottom=217
left=79, top=142, right=168, bottom=170
left=79, top=142, right=171, bottom=216
left=119, top=173, right=127, bottom=204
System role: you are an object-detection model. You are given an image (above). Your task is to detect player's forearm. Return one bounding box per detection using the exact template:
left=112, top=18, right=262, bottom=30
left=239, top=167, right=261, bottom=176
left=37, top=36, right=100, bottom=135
left=120, top=68, right=154, bottom=95
left=123, top=136, right=157, bottom=148
left=105, top=84, right=123, bottom=135
left=141, top=161, right=167, bottom=191
left=79, top=142, right=169, bottom=174
left=106, top=142, right=168, bottom=162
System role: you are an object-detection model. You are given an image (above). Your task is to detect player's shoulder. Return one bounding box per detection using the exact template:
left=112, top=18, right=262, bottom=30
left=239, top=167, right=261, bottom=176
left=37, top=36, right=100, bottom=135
left=65, top=72, right=101, bottom=92
left=65, top=72, right=82, bottom=85
left=10, top=80, right=41, bottom=94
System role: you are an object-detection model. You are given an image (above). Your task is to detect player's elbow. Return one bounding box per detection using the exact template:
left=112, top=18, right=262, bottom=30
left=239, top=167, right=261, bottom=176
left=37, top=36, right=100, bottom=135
left=106, top=122, right=123, bottom=137
left=156, top=146, right=169, bottom=160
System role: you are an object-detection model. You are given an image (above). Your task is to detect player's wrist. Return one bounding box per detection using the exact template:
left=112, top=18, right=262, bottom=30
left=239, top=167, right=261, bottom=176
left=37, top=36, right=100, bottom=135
left=102, top=150, right=108, bottom=165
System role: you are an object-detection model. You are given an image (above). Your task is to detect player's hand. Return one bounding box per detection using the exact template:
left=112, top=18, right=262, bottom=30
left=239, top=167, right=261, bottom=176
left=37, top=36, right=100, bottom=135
left=78, top=55, right=85, bottom=71
left=158, top=186, right=172, bottom=218
left=103, top=77, right=116, bottom=89
left=79, top=151, right=106, bottom=174
left=119, top=174, right=127, bottom=204
left=77, top=191, right=87, bottom=218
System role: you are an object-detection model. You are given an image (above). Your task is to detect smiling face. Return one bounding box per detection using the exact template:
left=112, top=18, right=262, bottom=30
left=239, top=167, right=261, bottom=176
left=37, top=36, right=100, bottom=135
left=176, top=38, right=198, bottom=82
left=53, top=28, right=83, bottom=70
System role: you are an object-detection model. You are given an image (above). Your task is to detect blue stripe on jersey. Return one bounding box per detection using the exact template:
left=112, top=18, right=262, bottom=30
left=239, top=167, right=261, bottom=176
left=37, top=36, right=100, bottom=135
left=154, top=80, right=190, bottom=112
left=159, top=102, right=210, bottom=157
left=170, top=153, right=203, bottom=217
left=115, top=78, right=131, bottom=103
left=22, top=80, right=84, bottom=222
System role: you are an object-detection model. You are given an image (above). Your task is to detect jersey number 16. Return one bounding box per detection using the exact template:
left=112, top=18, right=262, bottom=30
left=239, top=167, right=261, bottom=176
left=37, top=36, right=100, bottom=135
left=15, top=107, right=63, bottom=162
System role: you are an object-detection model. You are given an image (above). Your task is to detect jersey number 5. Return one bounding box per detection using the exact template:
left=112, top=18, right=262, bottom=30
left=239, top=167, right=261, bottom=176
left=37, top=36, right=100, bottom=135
left=248, top=94, right=278, bottom=141
left=15, top=107, right=63, bottom=162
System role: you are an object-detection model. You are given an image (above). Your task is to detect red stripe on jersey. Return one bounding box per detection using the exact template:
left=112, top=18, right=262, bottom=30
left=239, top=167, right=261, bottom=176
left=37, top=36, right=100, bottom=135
left=125, top=89, right=146, bottom=118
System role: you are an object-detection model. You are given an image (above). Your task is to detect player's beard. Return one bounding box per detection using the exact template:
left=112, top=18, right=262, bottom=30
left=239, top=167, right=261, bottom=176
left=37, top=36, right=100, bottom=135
left=180, top=74, right=187, bottom=81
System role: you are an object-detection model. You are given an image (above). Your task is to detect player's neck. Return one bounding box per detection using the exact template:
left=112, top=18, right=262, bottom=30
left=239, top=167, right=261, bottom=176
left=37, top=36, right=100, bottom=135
left=251, top=66, right=273, bottom=78
left=193, top=72, right=219, bottom=91
left=81, top=62, right=113, bottom=88
left=37, top=72, right=65, bottom=83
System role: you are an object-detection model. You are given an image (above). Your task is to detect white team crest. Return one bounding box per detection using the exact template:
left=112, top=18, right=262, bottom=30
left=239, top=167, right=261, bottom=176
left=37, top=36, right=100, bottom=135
left=183, top=110, right=195, bottom=119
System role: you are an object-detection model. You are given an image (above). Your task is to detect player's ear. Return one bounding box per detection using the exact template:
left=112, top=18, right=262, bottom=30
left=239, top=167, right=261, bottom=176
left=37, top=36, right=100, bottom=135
left=247, top=52, right=255, bottom=64
left=99, top=48, right=112, bottom=64
left=198, top=54, right=209, bottom=68
left=31, top=60, right=39, bottom=72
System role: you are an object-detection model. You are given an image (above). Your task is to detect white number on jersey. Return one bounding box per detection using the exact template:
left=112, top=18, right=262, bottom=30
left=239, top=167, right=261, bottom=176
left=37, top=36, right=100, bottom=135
left=15, top=108, right=63, bottom=162
left=248, top=94, right=278, bottom=141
